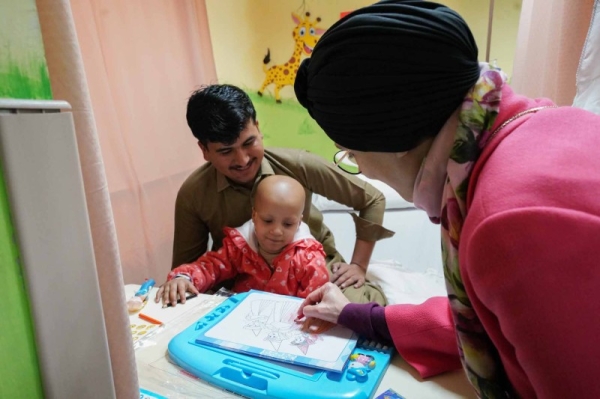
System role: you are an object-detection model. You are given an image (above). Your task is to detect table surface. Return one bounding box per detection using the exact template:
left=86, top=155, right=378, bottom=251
left=127, top=285, right=476, bottom=399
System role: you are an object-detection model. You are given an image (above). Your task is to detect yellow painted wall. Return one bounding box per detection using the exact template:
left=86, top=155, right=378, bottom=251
left=206, top=0, right=378, bottom=99
left=445, top=0, right=523, bottom=80
left=206, top=0, right=523, bottom=99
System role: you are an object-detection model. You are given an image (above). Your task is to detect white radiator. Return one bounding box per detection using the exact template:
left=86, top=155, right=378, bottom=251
left=0, top=100, right=115, bottom=399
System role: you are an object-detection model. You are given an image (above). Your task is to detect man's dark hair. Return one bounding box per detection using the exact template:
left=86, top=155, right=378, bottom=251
left=186, top=84, right=257, bottom=146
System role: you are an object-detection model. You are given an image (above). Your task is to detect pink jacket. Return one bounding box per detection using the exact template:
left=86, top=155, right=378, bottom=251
left=387, top=86, right=600, bottom=398
left=168, top=220, right=329, bottom=298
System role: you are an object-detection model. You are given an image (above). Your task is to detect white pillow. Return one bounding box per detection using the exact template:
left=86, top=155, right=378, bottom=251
left=366, top=260, right=447, bottom=305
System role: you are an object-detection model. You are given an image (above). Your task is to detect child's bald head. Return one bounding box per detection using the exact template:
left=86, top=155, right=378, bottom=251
left=252, top=176, right=306, bottom=255
left=253, top=175, right=305, bottom=215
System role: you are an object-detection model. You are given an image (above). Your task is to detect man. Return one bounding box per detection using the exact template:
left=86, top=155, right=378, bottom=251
left=172, top=84, right=393, bottom=304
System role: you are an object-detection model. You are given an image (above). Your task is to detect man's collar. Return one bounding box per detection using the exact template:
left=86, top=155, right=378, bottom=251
left=215, top=157, right=275, bottom=192
left=216, top=172, right=230, bottom=192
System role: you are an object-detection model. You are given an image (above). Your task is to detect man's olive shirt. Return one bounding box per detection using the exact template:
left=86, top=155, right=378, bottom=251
left=172, top=147, right=394, bottom=268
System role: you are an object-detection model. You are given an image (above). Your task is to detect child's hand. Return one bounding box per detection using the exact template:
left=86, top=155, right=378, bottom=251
left=154, top=277, right=199, bottom=307
left=330, top=262, right=366, bottom=289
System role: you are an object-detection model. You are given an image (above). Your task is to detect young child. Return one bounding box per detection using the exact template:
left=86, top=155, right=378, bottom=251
left=156, top=175, right=329, bottom=306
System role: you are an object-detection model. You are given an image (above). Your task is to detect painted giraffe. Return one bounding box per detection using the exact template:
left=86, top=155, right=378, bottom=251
left=258, top=12, right=325, bottom=103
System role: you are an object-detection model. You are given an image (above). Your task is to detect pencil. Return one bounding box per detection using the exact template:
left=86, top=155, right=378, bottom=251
left=164, top=293, right=198, bottom=308
left=139, top=313, right=164, bottom=325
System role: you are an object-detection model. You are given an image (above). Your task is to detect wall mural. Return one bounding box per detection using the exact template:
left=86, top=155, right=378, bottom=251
left=258, top=12, right=325, bottom=103
left=246, top=8, right=336, bottom=160
left=205, top=1, right=355, bottom=160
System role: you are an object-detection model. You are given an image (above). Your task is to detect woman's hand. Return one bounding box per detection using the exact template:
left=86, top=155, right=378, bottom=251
left=331, top=262, right=366, bottom=288
left=296, top=282, right=350, bottom=324
left=154, top=277, right=199, bottom=307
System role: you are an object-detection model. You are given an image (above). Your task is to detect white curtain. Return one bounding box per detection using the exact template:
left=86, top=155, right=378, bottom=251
left=573, top=0, right=600, bottom=113
left=512, top=0, right=595, bottom=105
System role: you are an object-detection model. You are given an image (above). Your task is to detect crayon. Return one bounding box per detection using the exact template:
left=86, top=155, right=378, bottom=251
left=138, top=313, right=164, bottom=325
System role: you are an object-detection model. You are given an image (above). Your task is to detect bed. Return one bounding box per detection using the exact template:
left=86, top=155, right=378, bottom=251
left=312, top=175, right=447, bottom=304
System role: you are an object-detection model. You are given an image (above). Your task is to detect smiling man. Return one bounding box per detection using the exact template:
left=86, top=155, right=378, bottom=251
left=172, top=84, right=394, bottom=304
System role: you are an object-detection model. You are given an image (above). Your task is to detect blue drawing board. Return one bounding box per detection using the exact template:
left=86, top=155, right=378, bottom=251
left=168, top=291, right=394, bottom=399
left=193, top=290, right=358, bottom=372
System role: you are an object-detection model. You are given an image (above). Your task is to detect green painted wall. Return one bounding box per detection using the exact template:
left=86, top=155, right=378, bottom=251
left=0, top=165, right=44, bottom=398
left=0, top=1, right=52, bottom=99
left=0, top=1, right=50, bottom=397
left=247, top=92, right=337, bottom=160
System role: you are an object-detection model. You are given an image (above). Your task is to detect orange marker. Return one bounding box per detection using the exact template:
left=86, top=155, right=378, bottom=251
left=138, top=313, right=164, bottom=325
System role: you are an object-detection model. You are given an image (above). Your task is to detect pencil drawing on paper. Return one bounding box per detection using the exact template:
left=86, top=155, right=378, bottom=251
left=243, top=298, right=322, bottom=354
left=197, top=291, right=358, bottom=371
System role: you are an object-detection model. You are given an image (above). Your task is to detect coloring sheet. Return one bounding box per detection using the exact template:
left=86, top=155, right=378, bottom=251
left=194, top=291, right=358, bottom=372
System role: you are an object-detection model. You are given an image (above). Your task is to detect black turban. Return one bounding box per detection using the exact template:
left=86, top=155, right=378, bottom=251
left=294, top=0, right=480, bottom=152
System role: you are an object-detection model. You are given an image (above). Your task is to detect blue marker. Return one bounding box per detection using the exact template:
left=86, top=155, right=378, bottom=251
left=135, top=279, right=156, bottom=297
left=128, top=279, right=156, bottom=312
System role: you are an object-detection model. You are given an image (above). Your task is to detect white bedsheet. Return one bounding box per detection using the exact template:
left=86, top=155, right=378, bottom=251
left=313, top=175, right=444, bottom=303
left=367, top=260, right=446, bottom=305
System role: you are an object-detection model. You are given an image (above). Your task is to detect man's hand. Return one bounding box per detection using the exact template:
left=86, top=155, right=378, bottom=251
left=331, top=262, right=366, bottom=289
left=154, top=277, right=199, bottom=307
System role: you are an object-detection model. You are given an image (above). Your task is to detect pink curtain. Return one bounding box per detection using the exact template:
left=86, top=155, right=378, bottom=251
left=36, top=0, right=136, bottom=397
left=38, top=1, right=216, bottom=397
left=70, top=0, right=217, bottom=284
left=512, top=0, right=595, bottom=105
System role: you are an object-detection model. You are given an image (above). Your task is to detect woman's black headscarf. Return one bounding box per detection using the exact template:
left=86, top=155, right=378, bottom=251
left=294, top=0, right=480, bottom=152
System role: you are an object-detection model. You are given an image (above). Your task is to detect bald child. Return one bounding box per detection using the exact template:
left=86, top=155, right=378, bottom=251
left=156, top=175, right=329, bottom=306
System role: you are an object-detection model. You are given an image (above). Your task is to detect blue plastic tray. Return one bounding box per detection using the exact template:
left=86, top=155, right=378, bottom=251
left=168, top=292, right=393, bottom=399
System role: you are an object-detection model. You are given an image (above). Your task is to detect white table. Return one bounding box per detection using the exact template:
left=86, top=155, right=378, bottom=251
left=127, top=285, right=475, bottom=399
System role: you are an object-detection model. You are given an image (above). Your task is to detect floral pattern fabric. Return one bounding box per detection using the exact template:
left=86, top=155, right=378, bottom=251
left=441, top=63, right=514, bottom=398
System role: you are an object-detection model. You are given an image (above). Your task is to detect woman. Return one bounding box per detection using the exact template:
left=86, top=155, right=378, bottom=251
left=293, top=1, right=600, bottom=398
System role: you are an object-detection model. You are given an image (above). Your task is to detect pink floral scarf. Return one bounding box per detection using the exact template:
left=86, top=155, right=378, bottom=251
left=413, top=63, right=514, bottom=398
